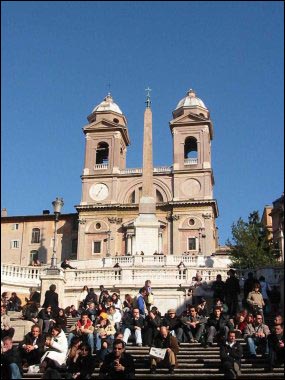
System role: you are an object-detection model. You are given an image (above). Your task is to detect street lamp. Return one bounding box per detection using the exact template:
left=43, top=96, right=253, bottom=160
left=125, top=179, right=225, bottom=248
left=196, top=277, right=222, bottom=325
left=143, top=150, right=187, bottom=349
left=50, top=197, right=64, bottom=268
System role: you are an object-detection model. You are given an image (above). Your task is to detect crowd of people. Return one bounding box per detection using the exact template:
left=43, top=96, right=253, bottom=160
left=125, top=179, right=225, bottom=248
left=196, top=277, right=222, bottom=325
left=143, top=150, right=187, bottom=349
left=1, top=270, right=283, bottom=379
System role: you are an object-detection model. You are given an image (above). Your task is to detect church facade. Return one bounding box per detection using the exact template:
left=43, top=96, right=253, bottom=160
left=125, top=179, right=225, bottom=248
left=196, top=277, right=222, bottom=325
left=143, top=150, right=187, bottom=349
left=76, top=89, right=219, bottom=260
left=1, top=89, right=219, bottom=265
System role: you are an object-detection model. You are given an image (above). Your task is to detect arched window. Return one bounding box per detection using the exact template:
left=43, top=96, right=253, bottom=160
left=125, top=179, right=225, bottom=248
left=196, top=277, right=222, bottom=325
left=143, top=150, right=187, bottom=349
left=128, top=188, right=164, bottom=203
left=96, top=142, right=109, bottom=164
left=156, top=189, right=163, bottom=203
left=129, top=190, right=136, bottom=204
left=184, top=137, right=198, bottom=159
left=31, top=228, right=40, bottom=244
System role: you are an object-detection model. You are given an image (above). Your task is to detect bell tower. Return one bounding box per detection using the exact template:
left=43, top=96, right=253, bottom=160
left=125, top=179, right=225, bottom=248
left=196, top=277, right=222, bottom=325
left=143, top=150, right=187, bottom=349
left=80, top=93, right=130, bottom=205
left=170, top=89, right=214, bottom=201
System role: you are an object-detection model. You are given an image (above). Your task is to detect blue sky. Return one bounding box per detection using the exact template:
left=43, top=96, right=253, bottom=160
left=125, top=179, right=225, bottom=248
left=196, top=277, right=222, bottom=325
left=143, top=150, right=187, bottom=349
left=1, top=1, right=284, bottom=245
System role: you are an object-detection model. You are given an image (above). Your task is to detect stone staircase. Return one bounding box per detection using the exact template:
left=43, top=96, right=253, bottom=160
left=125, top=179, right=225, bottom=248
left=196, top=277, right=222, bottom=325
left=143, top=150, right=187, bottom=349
left=20, top=342, right=284, bottom=379
left=7, top=314, right=284, bottom=379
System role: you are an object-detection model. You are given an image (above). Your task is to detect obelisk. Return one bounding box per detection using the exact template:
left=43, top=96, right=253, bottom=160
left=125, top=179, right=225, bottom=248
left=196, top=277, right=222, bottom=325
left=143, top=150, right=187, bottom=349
left=134, top=88, right=160, bottom=255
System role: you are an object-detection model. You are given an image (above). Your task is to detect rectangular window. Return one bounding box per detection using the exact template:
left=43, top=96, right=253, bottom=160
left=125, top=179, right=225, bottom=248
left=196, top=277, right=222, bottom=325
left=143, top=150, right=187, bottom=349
left=29, top=251, right=39, bottom=265
left=12, top=223, right=19, bottom=230
left=31, top=228, right=40, bottom=244
left=188, top=237, right=197, bottom=251
left=93, top=241, right=101, bottom=254
left=10, top=240, right=20, bottom=249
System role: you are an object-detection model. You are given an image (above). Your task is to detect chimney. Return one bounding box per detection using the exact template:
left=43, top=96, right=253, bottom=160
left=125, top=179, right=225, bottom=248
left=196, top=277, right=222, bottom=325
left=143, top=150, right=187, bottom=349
left=1, top=208, right=7, bottom=217
left=42, top=210, right=50, bottom=215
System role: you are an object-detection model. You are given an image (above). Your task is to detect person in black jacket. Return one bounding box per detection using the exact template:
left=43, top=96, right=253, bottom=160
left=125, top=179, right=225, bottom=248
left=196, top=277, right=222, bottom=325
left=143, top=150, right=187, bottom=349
left=38, top=305, right=56, bottom=333
left=1, top=336, right=23, bottom=379
left=220, top=331, right=243, bottom=379
left=143, top=306, right=162, bottom=346
left=122, top=308, right=144, bottom=346
left=162, top=309, right=184, bottom=344
left=61, top=259, right=77, bottom=270
left=268, top=324, right=284, bottom=371
left=66, top=343, right=96, bottom=379
left=42, top=284, right=59, bottom=313
left=19, top=324, right=45, bottom=366
left=205, top=306, right=234, bottom=347
left=54, top=308, right=67, bottom=333
left=99, top=339, right=135, bottom=379
left=225, top=269, right=240, bottom=318
left=211, top=274, right=226, bottom=303
left=84, top=288, right=98, bottom=308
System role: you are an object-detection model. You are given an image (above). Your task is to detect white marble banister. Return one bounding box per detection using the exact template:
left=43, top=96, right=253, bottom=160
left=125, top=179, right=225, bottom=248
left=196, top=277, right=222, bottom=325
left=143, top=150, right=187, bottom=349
left=1, top=264, right=47, bottom=287
left=2, top=263, right=283, bottom=293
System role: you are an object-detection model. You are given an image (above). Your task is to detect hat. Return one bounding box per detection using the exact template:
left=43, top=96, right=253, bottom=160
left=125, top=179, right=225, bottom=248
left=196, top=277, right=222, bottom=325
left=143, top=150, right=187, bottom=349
left=168, top=308, right=176, bottom=314
left=99, top=312, right=108, bottom=320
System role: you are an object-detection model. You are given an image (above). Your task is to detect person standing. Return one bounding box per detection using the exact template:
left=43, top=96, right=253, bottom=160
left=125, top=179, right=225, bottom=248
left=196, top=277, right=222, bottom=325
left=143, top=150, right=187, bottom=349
left=42, top=284, right=59, bottom=313
left=247, top=282, right=265, bottom=320
left=211, top=274, right=226, bottom=303
left=225, top=269, right=240, bottom=318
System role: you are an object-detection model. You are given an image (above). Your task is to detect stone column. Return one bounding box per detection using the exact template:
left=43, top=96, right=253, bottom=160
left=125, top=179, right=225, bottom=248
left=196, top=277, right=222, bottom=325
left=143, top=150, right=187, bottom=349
left=158, top=231, right=163, bottom=253
left=126, top=234, right=132, bottom=256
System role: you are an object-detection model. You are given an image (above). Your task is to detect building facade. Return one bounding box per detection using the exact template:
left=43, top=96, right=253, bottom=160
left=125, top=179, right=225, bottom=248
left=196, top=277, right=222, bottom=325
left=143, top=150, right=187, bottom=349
left=1, top=89, right=219, bottom=265
left=76, top=90, right=219, bottom=260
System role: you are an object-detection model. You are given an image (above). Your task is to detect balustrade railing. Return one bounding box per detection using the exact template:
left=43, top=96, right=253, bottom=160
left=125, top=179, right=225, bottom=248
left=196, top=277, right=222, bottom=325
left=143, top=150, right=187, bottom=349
left=120, top=166, right=172, bottom=175
left=184, top=158, right=198, bottom=165
left=1, top=262, right=283, bottom=290
left=94, top=163, right=108, bottom=170
left=1, top=264, right=47, bottom=286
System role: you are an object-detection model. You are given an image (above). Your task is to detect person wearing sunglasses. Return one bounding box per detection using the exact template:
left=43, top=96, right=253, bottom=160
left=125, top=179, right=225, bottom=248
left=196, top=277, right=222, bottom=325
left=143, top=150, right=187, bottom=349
left=244, top=314, right=270, bottom=358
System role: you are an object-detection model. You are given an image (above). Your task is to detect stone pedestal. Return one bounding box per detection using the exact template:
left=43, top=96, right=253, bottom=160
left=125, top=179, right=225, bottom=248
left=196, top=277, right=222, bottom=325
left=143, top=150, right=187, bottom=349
left=40, top=269, right=66, bottom=308
left=134, top=212, right=160, bottom=256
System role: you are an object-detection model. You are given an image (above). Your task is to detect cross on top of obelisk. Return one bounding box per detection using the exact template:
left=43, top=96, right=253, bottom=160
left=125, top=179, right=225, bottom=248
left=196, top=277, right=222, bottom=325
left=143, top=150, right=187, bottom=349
left=145, top=87, right=152, bottom=108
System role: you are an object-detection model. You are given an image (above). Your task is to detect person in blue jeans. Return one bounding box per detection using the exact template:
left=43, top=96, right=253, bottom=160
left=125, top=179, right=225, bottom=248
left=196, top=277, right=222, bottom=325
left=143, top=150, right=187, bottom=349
left=244, top=314, right=270, bottom=358
left=68, top=312, right=95, bottom=353
left=1, top=336, right=23, bottom=379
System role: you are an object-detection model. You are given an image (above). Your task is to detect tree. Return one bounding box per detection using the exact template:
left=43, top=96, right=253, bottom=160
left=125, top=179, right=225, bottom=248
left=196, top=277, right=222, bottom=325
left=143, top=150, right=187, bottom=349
left=226, top=211, right=280, bottom=269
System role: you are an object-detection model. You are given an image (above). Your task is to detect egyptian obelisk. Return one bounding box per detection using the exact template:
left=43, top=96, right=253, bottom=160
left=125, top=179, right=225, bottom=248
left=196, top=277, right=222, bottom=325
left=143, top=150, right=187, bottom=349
left=134, top=88, right=160, bottom=255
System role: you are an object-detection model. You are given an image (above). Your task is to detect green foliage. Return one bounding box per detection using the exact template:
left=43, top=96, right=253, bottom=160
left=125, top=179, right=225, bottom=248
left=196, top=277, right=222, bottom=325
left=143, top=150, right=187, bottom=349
left=226, top=211, right=280, bottom=269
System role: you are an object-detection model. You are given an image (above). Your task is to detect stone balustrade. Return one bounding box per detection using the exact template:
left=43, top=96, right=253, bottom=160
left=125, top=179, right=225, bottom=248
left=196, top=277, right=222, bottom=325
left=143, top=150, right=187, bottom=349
left=2, top=261, right=283, bottom=303
left=120, top=166, right=172, bottom=175
left=184, top=157, right=198, bottom=165
left=1, top=263, right=47, bottom=287
left=94, top=163, right=108, bottom=170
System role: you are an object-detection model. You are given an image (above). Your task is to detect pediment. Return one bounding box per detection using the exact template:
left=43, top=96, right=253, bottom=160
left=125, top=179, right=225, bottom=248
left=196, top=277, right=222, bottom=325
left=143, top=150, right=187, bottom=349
left=170, top=112, right=208, bottom=125
left=84, top=118, right=123, bottom=131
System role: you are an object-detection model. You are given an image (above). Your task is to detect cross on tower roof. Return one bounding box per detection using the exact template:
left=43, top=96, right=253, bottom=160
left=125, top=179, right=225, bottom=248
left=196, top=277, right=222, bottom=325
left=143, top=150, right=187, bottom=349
left=145, top=87, right=152, bottom=108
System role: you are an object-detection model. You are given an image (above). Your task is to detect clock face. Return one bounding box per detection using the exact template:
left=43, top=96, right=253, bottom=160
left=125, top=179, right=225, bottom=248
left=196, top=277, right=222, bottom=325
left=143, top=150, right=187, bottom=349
left=89, top=183, right=109, bottom=201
